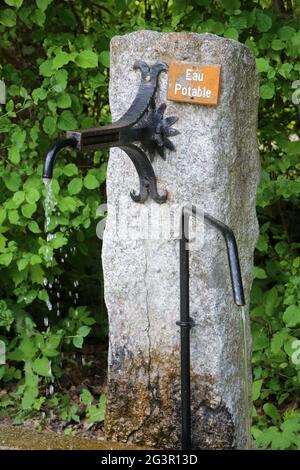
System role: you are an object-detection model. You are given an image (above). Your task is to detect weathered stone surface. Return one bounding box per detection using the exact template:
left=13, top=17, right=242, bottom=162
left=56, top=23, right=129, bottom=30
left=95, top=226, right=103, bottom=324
left=102, top=31, right=260, bottom=449
left=0, top=425, right=150, bottom=450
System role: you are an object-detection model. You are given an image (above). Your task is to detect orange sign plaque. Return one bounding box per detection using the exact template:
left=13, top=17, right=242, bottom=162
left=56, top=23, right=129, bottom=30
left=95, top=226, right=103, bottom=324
left=167, top=62, right=221, bottom=105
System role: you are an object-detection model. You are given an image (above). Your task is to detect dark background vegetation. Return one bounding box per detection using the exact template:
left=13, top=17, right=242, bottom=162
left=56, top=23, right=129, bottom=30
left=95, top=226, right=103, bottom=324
left=0, top=0, right=300, bottom=449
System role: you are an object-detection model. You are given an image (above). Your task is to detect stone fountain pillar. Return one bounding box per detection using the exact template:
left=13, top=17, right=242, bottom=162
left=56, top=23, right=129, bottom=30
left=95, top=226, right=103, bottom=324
left=102, top=31, right=260, bottom=449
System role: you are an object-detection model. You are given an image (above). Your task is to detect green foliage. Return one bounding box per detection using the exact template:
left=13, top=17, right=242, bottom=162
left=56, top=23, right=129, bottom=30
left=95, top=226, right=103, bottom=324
left=0, top=0, right=110, bottom=417
left=1, top=0, right=300, bottom=446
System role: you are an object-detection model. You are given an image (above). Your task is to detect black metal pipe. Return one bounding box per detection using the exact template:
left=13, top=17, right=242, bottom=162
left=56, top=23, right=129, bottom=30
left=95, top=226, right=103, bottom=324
left=42, top=137, right=78, bottom=179
left=178, top=205, right=245, bottom=450
left=177, top=211, right=192, bottom=450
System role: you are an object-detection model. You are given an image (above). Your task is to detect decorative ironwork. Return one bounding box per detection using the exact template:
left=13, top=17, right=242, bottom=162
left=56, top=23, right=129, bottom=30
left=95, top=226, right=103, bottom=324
left=43, top=60, right=179, bottom=204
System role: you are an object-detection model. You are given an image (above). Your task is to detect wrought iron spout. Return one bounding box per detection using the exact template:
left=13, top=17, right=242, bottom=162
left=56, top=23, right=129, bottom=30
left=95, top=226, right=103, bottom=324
left=183, top=206, right=245, bottom=307
left=42, top=61, right=179, bottom=204
left=178, top=205, right=245, bottom=450
left=42, top=137, right=78, bottom=179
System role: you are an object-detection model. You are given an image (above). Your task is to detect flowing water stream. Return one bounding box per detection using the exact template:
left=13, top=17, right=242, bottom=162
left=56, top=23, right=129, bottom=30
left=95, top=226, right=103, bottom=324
left=43, top=178, right=81, bottom=396
left=240, top=306, right=252, bottom=449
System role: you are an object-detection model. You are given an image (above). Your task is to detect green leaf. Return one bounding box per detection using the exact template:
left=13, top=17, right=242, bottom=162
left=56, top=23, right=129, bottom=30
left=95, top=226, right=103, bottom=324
left=5, top=0, right=23, bottom=7
left=56, top=93, right=71, bottom=109
left=32, top=357, right=51, bottom=377
left=68, top=177, right=82, bottom=195
left=32, top=87, right=47, bottom=103
left=30, top=254, right=42, bottom=265
left=63, top=163, right=78, bottom=176
left=0, top=8, right=16, bottom=27
left=281, top=418, right=300, bottom=434
left=283, top=305, right=300, bottom=328
left=5, top=173, right=21, bottom=192
left=22, top=386, right=38, bottom=410
left=51, top=69, right=68, bottom=92
left=265, top=287, right=278, bottom=316
left=31, top=8, right=46, bottom=26
left=256, top=58, right=270, bottom=73
left=21, top=203, right=36, bottom=218
left=58, top=196, right=77, bottom=213
left=17, top=257, right=29, bottom=271
left=36, top=0, right=53, bottom=12
left=81, top=388, right=93, bottom=406
left=8, top=146, right=20, bottom=165
left=31, top=264, right=44, bottom=284
left=43, top=116, right=57, bottom=135
left=8, top=210, right=19, bottom=224
left=25, top=188, right=40, bottom=204
left=99, top=51, right=110, bottom=68
left=223, top=0, right=240, bottom=9
left=278, top=26, right=295, bottom=40
left=84, top=174, right=100, bottom=190
left=11, top=127, right=26, bottom=147
left=19, top=337, right=37, bottom=360
left=256, top=10, right=272, bottom=32
left=53, top=51, right=73, bottom=69
left=58, top=110, right=77, bottom=130
left=260, top=83, right=275, bottom=100
left=12, top=191, right=25, bottom=207
left=253, top=266, right=267, bottom=279
left=77, top=326, right=91, bottom=337
left=223, top=28, right=239, bottom=40
left=263, top=403, right=280, bottom=424
left=28, top=221, right=41, bottom=233
left=278, top=63, right=293, bottom=78
left=0, top=253, right=13, bottom=266
left=291, top=32, right=300, bottom=46
left=73, top=336, right=83, bottom=348
left=39, top=59, right=54, bottom=77
left=253, top=379, right=263, bottom=401
left=51, top=232, right=68, bottom=249
left=271, top=39, right=284, bottom=51
left=256, top=427, right=279, bottom=449
left=42, top=334, right=62, bottom=357
left=271, top=331, right=286, bottom=355
left=270, top=430, right=293, bottom=450
left=87, top=395, right=106, bottom=423
left=76, top=50, right=98, bottom=69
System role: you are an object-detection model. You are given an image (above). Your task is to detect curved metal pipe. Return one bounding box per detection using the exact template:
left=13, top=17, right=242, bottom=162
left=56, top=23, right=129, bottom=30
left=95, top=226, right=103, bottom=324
left=42, top=137, right=78, bottom=179
left=178, top=205, right=245, bottom=450
left=184, top=206, right=245, bottom=307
